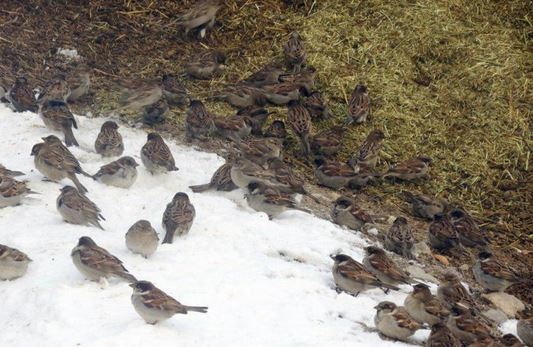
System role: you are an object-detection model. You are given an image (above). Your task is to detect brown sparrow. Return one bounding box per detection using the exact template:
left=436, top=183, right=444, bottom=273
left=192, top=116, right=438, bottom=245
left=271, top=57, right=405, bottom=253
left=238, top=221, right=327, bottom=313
left=213, top=85, right=266, bottom=109
left=237, top=137, right=283, bottom=168
left=267, top=158, right=319, bottom=201
left=330, top=254, right=399, bottom=296
left=346, top=84, right=370, bottom=124
left=0, top=244, right=32, bottom=280
left=241, top=63, right=285, bottom=87
left=311, top=125, right=345, bottom=157
left=446, top=305, right=492, bottom=345
left=57, top=186, right=105, bottom=229
left=214, top=115, right=253, bottom=143
left=473, top=251, right=525, bottom=292
left=40, top=135, right=91, bottom=177
left=261, top=82, right=301, bottom=105
left=116, top=80, right=163, bottom=112
left=141, top=133, right=178, bottom=174
left=363, top=246, right=413, bottom=287
left=427, top=322, right=462, bottom=347
left=177, top=0, right=221, bottom=39
left=349, top=129, right=384, bottom=169
left=185, top=100, right=216, bottom=141
left=0, top=175, right=37, bottom=208
left=501, top=333, right=526, bottom=347
left=382, top=156, right=432, bottom=181
left=161, top=74, right=188, bottom=106
left=374, top=301, right=422, bottom=341
left=287, top=99, right=313, bottom=156
left=66, top=65, right=91, bottom=102
left=264, top=120, right=287, bottom=140
left=71, top=236, right=136, bottom=283
left=517, top=317, right=533, bottom=347
left=449, top=208, right=488, bottom=248
left=143, top=97, right=169, bottom=126
left=283, top=31, right=307, bottom=73
left=125, top=220, right=159, bottom=258
left=302, top=90, right=330, bottom=120
left=185, top=51, right=226, bottom=79
left=331, top=196, right=373, bottom=231
left=314, top=158, right=360, bottom=189
left=278, top=67, right=316, bottom=94
left=428, top=213, right=461, bottom=252
left=403, top=191, right=447, bottom=220
left=230, top=156, right=276, bottom=189
left=6, top=76, right=37, bottom=112
left=95, top=121, right=124, bottom=157
left=384, top=217, right=415, bottom=259
left=162, top=193, right=196, bottom=244
left=40, top=100, right=79, bottom=147
left=235, top=105, right=269, bottom=136
left=189, top=162, right=237, bottom=193
left=404, top=283, right=450, bottom=326
left=130, top=280, right=207, bottom=324
left=245, top=182, right=310, bottom=219
left=37, top=74, right=71, bottom=104
left=437, top=271, right=478, bottom=311
left=0, top=164, right=25, bottom=178
left=92, top=156, right=139, bottom=189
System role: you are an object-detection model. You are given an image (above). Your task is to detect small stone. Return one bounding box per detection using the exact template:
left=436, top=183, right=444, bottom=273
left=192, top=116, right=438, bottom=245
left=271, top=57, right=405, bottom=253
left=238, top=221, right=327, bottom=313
left=481, top=308, right=508, bottom=324
left=406, top=265, right=439, bottom=284
left=362, top=223, right=379, bottom=234
left=433, top=254, right=449, bottom=266
left=459, top=264, right=470, bottom=271
left=482, top=292, right=525, bottom=318
left=412, top=241, right=432, bottom=257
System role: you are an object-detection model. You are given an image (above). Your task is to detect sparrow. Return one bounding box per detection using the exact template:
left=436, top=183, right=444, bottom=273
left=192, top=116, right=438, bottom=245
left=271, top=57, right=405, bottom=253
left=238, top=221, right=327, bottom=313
left=66, top=65, right=91, bottom=102
left=314, top=158, right=360, bottom=189
left=0, top=85, right=5, bottom=100
left=177, top=0, right=221, bottom=39
left=267, top=158, right=319, bottom=201
left=384, top=216, right=415, bottom=259
left=162, top=193, right=196, bottom=244
left=283, top=31, right=307, bottom=73
left=437, top=271, right=478, bottom=311
left=311, top=125, right=345, bottom=156
left=40, top=100, right=79, bottom=147
left=468, top=337, right=505, bottom=347
left=446, top=305, right=492, bottom=345
left=346, top=84, right=370, bottom=124
left=116, top=80, right=163, bottom=112
left=0, top=164, right=25, bottom=178
left=37, top=74, right=71, bottom=104
left=0, top=244, right=32, bottom=280
left=130, top=280, right=207, bottom=324
left=31, top=139, right=89, bottom=193
left=189, top=162, right=237, bottom=193
left=382, top=156, right=432, bottom=181
left=501, top=333, right=526, bottom=347
left=241, top=63, right=285, bottom=87
left=330, top=254, right=399, bottom=296
left=143, top=97, right=169, bottom=126
left=302, top=90, right=330, bottom=120
left=6, top=76, right=37, bottom=112
left=230, top=156, right=277, bottom=189
left=214, top=115, right=253, bottom=143
left=92, top=156, right=139, bottom=189
left=449, top=208, right=489, bottom=248
left=331, top=196, right=374, bottom=230
left=428, top=213, right=461, bottom=252
left=125, top=220, right=159, bottom=258
left=349, top=129, right=384, bottom=169
left=235, top=105, right=269, bottom=136
left=71, top=236, right=136, bottom=283
left=40, top=135, right=91, bottom=176
left=473, top=251, right=524, bottom=292
left=141, top=132, right=178, bottom=174
left=0, top=175, right=37, bottom=208
left=404, top=283, right=450, bottom=326
left=213, top=85, right=267, bottom=109
left=427, top=322, right=462, bottom=347
left=403, top=191, right=447, bottom=220
left=95, top=120, right=124, bottom=157
left=347, top=166, right=379, bottom=189
left=185, top=51, right=226, bottom=79
left=363, top=246, right=413, bottom=287
left=237, top=137, right=283, bottom=168
left=57, top=186, right=105, bottom=229
left=264, top=120, right=287, bottom=140
left=278, top=67, right=316, bottom=93
left=287, top=99, right=312, bottom=156
left=161, top=74, right=188, bottom=106
left=245, top=182, right=310, bottom=219
left=517, top=317, right=533, bottom=347
left=374, top=301, right=422, bottom=341
left=185, top=99, right=216, bottom=141
left=261, top=82, right=301, bottom=105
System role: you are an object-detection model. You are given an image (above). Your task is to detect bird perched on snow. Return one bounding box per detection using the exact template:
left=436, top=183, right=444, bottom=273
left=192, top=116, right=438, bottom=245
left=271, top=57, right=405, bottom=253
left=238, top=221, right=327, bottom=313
left=130, top=280, right=207, bottom=324
left=331, top=196, right=373, bottom=231
left=66, top=65, right=91, bottom=102
left=95, top=120, right=124, bottom=157
left=287, top=99, right=312, bottom=156
left=230, top=155, right=276, bottom=189
left=71, top=236, right=136, bottom=283
left=384, top=216, right=415, bottom=259
left=446, top=305, right=492, bottom=345
left=374, top=301, right=422, bottom=341
left=161, top=74, right=188, bottom=106
left=37, top=74, right=71, bottom=104
left=473, top=251, right=525, bottom=292
left=177, top=0, right=222, bottom=39
left=162, top=193, right=196, bottom=244
left=56, top=186, right=105, bottom=229
left=40, top=100, right=79, bottom=147
left=314, top=158, right=360, bottom=190
left=449, top=208, right=488, bottom=249
left=6, top=76, right=37, bottom=112
left=245, top=181, right=310, bottom=219
left=517, top=318, right=533, bottom=347
left=185, top=100, right=216, bottom=141
left=404, top=283, right=450, bottom=326
left=349, top=129, right=384, bottom=169
left=92, top=156, right=139, bottom=189
left=141, top=133, right=178, bottom=174
left=363, top=246, right=413, bottom=287
left=143, top=97, right=169, bottom=126
left=283, top=31, right=307, bottom=73
left=427, top=322, right=462, bottom=347
left=125, top=220, right=159, bottom=258
left=189, top=162, right=237, bottom=193
left=0, top=244, right=32, bottom=280
left=437, top=271, right=477, bottom=311
left=311, top=125, right=345, bottom=157
left=346, top=84, right=370, bottom=124
left=185, top=51, right=226, bottom=80
left=0, top=164, right=25, bottom=178
left=0, top=175, right=37, bottom=208
left=403, top=191, right=447, bottom=220
left=382, top=156, right=432, bottom=181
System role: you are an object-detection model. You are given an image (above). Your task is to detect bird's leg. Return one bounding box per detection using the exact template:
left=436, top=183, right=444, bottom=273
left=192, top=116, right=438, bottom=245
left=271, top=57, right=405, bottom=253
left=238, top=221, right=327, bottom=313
left=99, top=277, right=109, bottom=289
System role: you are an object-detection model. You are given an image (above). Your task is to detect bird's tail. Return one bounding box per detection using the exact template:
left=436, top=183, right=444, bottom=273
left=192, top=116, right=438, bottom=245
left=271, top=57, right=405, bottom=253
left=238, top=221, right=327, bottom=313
left=63, top=127, right=79, bottom=147
left=119, top=272, right=137, bottom=283
left=184, top=305, right=208, bottom=313
left=162, top=230, right=174, bottom=244
left=189, top=183, right=212, bottom=193
left=69, top=174, right=88, bottom=194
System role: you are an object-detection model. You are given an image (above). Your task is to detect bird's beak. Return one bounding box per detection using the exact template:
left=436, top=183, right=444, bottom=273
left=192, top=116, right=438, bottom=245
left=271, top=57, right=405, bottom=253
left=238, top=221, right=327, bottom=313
left=128, top=283, right=135, bottom=288
left=373, top=305, right=379, bottom=309
left=329, top=254, right=335, bottom=260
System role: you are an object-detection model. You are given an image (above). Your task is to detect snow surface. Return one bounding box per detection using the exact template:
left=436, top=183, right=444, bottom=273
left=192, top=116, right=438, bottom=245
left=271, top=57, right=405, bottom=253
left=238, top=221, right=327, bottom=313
left=0, top=104, right=485, bottom=346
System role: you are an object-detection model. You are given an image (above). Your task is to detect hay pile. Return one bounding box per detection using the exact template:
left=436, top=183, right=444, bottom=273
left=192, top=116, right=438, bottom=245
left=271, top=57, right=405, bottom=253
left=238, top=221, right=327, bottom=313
left=1, top=0, right=531, bottom=293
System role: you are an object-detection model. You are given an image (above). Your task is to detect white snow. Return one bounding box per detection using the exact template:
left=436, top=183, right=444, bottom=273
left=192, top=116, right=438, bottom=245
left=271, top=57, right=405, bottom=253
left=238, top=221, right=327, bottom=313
left=0, top=104, right=505, bottom=346
left=56, top=48, right=80, bottom=61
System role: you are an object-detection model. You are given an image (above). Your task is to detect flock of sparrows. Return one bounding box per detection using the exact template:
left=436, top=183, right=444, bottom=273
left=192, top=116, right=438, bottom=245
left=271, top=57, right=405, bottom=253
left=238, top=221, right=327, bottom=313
left=0, top=0, right=531, bottom=345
